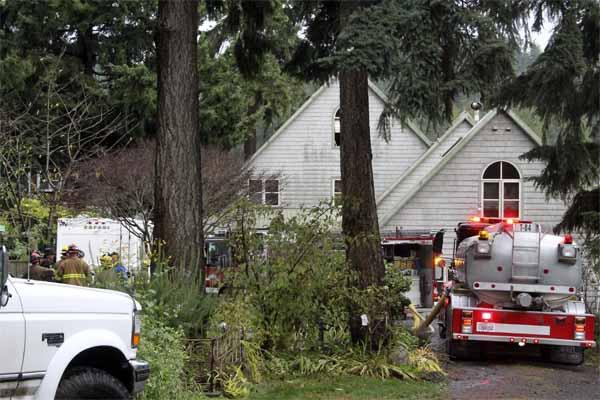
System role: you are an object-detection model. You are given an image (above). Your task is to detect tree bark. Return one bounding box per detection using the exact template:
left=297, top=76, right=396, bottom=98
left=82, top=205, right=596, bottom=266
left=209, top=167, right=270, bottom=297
left=155, top=0, right=203, bottom=273
left=243, top=92, right=262, bottom=160
left=339, top=69, right=386, bottom=344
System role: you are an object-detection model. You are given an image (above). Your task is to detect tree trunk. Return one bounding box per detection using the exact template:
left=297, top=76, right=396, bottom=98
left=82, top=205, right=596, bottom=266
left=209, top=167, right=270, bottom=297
left=243, top=92, right=262, bottom=160
left=155, top=0, right=203, bottom=273
left=339, top=69, right=386, bottom=344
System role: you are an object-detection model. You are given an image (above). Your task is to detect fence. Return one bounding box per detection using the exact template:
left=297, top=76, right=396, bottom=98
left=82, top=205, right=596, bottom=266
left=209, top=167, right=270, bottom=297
left=8, top=260, right=28, bottom=278
left=185, top=328, right=244, bottom=395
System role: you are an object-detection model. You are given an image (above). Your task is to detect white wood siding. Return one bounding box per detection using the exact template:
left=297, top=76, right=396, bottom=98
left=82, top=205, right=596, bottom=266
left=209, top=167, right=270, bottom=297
left=249, top=81, right=428, bottom=213
left=377, top=118, right=473, bottom=220
left=383, top=112, right=566, bottom=256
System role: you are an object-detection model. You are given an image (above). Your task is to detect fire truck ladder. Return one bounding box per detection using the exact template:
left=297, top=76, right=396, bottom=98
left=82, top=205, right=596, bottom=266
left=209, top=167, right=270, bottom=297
left=511, top=229, right=541, bottom=283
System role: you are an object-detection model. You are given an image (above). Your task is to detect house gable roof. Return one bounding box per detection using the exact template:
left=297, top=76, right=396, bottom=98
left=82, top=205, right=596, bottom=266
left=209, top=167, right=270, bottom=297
left=244, top=84, right=328, bottom=167
left=379, top=109, right=542, bottom=226
left=366, top=81, right=432, bottom=147
left=376, top=111, right=474, bottom=205
left=245, top=80, right=432, bottom=167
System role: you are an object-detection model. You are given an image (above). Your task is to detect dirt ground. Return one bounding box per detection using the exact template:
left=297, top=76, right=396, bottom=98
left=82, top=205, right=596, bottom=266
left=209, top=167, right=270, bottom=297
left=433, top=337, right=600, bottom=400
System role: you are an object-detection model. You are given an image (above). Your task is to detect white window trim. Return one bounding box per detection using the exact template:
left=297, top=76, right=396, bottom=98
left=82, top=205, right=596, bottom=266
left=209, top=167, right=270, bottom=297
left=249, top=179, right=281, bottom=207
left=331, top=178, right=342, bottom=199
left=332, top=107, right=341, bottom=148
left=480, top=161, right=522, bottom=219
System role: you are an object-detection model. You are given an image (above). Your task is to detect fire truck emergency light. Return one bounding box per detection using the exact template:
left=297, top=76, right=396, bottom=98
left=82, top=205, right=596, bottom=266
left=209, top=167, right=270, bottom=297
left=563, top=234, right=573, bottom=244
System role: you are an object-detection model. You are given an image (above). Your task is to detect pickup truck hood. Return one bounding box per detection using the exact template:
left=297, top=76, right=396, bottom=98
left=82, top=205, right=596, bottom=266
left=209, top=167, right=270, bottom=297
left=10, top=277, right=135, bottom=314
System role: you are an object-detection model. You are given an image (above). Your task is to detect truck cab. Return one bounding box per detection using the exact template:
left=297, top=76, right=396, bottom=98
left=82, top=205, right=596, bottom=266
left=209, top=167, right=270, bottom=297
left=0, top=245, right=150, bottom=399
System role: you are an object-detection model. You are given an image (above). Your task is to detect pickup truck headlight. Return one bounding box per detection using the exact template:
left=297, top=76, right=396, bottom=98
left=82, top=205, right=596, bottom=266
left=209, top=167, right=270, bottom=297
left=132, top=310, right=141, bottom=348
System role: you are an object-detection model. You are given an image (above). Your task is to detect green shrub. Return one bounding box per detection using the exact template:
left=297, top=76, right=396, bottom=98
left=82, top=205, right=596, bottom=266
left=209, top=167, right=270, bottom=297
left=221, top=200, right=351, bottom=351
left=137, top=318, right=205, bottom=400
left=135, top=265, right=216, bottom=338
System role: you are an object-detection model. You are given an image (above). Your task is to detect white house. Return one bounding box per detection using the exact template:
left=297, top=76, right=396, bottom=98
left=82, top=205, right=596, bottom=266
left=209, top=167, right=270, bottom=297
left=246, top=80, right=566, bottom=256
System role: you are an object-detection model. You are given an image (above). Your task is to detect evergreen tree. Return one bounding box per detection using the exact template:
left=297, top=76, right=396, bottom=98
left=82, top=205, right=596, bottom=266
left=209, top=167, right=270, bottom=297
left=495, top=1, right=599, bottom=242
left=0, top=0, right=157, bottom=136
left=287, top=0, right=531, bottom=345
left=198, top=3, right=304, bottom=153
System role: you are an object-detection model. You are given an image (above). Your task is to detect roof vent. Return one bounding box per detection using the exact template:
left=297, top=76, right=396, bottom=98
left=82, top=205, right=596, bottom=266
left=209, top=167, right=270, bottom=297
left=471, top=102, right=482, bottom=122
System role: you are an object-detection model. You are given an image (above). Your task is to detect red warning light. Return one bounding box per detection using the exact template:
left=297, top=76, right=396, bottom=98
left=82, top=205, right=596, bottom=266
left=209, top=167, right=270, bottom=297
left=563, top=234, right=573, bottom=244
left=470, top=216, right=481, bottom=222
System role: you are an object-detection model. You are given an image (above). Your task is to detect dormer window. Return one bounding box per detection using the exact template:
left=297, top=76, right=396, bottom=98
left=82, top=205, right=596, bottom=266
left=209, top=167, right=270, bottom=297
left=333, top=109, right=341, bottom=147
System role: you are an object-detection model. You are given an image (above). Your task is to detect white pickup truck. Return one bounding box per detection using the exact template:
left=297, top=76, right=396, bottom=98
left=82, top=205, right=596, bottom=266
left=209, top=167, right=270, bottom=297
left=0, top=245, right=149, bottom=399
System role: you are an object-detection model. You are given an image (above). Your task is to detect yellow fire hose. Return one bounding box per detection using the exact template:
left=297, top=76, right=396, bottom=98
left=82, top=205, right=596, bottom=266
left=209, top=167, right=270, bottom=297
left=409, top=293, right=448, bottom=336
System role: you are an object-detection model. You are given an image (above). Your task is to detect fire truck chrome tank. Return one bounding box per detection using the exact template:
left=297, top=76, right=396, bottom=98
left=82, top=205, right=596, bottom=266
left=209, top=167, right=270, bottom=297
left=454, top=222, right=580, bottom=311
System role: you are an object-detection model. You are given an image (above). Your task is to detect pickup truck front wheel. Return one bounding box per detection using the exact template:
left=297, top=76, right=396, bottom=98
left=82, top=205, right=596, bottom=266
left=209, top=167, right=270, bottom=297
left=56, top=367, right=130, bottom=399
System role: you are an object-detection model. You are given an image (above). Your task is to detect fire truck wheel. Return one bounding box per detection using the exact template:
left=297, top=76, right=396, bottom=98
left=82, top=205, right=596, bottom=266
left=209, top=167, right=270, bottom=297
left=447, top=339, right=482, bottom=361
left=542, top=345, right=584, bottom=365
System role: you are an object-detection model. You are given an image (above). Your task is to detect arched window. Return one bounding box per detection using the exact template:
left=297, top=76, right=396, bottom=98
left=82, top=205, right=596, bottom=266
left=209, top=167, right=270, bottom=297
left=482, top=161, right=520, bottom=218
left=333, top=109, right=341, bottom=147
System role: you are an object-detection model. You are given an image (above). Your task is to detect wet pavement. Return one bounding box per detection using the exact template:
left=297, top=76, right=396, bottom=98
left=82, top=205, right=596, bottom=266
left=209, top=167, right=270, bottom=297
left=432, top=335, right=600, bottom=399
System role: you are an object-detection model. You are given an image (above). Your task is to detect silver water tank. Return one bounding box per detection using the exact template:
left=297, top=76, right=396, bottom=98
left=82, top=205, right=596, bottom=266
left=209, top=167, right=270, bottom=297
left=454, top=223, right=581, bottom=310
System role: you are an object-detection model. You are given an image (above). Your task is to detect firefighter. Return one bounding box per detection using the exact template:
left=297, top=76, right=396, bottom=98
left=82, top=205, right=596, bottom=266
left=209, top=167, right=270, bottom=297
left=55, top=244, right=91, bottom=286
left=60, top=245, right=69, bottom=261
left=100, top=253, right=113, bottom=270
left=110, top=252, right=128, bottom=279
left=23, top=251, right=54, bottom=282
left=40, top=248, right=56, bottom=269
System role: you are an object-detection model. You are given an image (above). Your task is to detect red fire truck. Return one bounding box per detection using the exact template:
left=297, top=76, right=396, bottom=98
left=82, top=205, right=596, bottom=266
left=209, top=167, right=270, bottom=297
left=203, top=233, right=232, bottom=294
left=437, top=217, right=596, bottom=364
left=381, top=228, right=445, bottom=308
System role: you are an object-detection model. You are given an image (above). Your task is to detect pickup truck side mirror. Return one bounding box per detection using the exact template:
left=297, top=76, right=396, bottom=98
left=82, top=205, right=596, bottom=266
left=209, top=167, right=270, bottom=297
left=1, top=245, right=9, bottom=307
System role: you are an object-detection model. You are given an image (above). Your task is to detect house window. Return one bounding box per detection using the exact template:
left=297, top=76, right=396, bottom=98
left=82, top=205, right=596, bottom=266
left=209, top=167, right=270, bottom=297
left=481, top=161, right=520, bottom=218
left=249, top=179, right=280, bottom=206
left=333, top=109, right=341, bottom=147
left=332, top=179, right=342, bottom=205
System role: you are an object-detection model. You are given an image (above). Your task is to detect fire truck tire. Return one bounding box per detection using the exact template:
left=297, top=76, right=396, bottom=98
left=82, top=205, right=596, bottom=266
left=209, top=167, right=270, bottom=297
left=447, top=339, right=481, bottom=361
left=543, top=345, right=584, bottom=365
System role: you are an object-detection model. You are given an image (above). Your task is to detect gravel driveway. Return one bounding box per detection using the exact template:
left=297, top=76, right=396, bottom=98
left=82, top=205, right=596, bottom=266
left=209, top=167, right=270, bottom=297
left=435, top=340, right=600, bottom=400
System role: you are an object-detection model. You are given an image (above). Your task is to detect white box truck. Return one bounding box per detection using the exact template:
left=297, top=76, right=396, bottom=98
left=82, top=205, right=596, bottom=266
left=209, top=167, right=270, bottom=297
left=56, top=217, right=147, bottom=270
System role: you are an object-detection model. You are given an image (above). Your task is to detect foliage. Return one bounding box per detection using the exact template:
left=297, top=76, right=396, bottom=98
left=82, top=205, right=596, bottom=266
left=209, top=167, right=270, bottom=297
left=287, top=0, right=526, bottom=129
left=0, top=0, right=157, bottom=136
left=208, top=201, right=431, bottom=395
left=262, top=328, right=443, bottom=382
left=137, top=317, right=206, bottom=400
left=495, top=1, right=600, bottom=239
left=267, top=350, right=417, bottom=381
left=214, top=200, right=411, bottom=351
left=407, top=346, right=444, bottom=375
left=70, top=141, right=253, bottom=238
left=198, top=40, right=304, bottom=150
left=0, top=197, right=75, bottom=260
left=219, top=200, right=349, bottom=351
left=0, top=0, right=304, bottom=152
left=135, top=266, right=216, bottom=339
left=221, top=366, right=251, bottom=399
